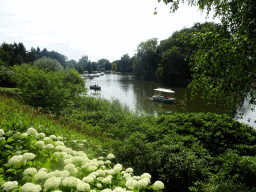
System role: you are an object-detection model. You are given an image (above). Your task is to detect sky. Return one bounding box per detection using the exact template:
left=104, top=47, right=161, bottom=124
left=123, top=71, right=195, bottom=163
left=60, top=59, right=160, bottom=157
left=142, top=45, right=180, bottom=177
left=0, top=0, right=221, bottom=63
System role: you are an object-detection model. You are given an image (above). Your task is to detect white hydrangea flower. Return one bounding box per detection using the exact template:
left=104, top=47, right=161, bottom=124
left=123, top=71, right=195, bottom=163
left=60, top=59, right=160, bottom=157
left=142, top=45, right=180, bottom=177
left=62, top=176, right=79, bottom=188
left=55, top=146, right=65, bottom=151
left=64, top=147, right=73, bottom=153
left=37, top=132, right=46, bottom=139
left=49, top=135, right=57, bottom=140
left=153, top=181, right=164, bottom=190
left=105, top=160, right=111, bottom=164
left=136, top=178, right=149, bottom=188
left=47, top=172, right=55, bottom=178
left=72, top=156, right=83, bottom=163
left=57, top=136, right=63, bottom=141
left=126, top=168, right=133, bottom=173
left=8, top=155, right=26, bottom=167
left=22, top=153, right=35, bottom=161
left=98, top=160, right=104, bottom=166
left=98, top=156, right=104, bottom=160
left=126, top=179, right=137, bottom=190
left=113, top=187, right=126, bottom=192
left=89, top=173, right=96, bottom=179
left=64, top=154, right=73, bottom=159
left=96, top=169, right=105, bottom=176
left=21, top=133, right=28, bottom=138
left=107, top=153, right=115, bottom=159
left=101, top=189, right=112, bottom=192
left=53, top=152, right=61, bottom=158
left=96, top=183, right=102, bottom=188
left=90, top=190, right=97, bottom=192
left=64, top=163, right=78, bottom=175
left=102, top=176, right=112, bottom=184
left=2, top=181, right=18, bottom=191
left=20, top=183, right=41, bottom=192
left=0, top=129, right=4, bottom=136
left=88, top=165, right=97, bottom=171
left=82, top=139, right=87, bottom=143
left=82, top=175, right=94, bottom=183
left=45, top=144, right=54, bottom=149
left=44, top=176, right=61, bottom=191
left=123, top=173, right=131, bottom=179
left=23, top=167, right=37, bottom=176
left=77, top=151, right=87, bottom=157
left=101, top=165, right=106, bottom=169
left=76, top=181, right=90, bottom=191
left=54, top=141, right=65, bottom=146
left=64, top=159, right=73, bottom=165
left=26, top=127, right=38, bottom=137
left=35, top=140, right=45, bottom=149
left=90, top=161, right=99, bottom=167
left=73, top=140, right=77, bottom=143
left=52, top=191, right=62, bottom=192
left=132, top=176, right=141, bottom=180
left=34, top=170, right=48, bottom=182
left=141, top=173, right=151, bottom=179
left=82, top=163, right=91, bottom=169
left=43, top=137, right=52, bottom=143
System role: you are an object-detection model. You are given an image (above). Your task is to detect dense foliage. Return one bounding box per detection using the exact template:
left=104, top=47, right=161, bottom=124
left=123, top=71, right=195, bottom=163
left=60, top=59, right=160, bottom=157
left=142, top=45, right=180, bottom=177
left=9, top=64, right=87, bottom=115
left=33, top=56, right=64, bottom=72
left=156, top=0, right=256, bottom=124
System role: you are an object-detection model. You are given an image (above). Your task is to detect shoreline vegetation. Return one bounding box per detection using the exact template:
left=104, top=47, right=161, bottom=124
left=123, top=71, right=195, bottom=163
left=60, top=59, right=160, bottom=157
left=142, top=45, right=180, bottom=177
left=1, top=85, right=256, bottom=192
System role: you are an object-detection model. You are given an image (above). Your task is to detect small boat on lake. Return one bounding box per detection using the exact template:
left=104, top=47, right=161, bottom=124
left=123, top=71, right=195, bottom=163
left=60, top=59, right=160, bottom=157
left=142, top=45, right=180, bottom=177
left=152, top=88, right=176, bottom=103
left=90, top=81, right=101, bottom=90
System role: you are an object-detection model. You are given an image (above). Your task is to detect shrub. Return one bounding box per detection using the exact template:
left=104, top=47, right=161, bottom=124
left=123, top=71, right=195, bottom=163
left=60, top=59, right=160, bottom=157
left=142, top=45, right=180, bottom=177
left=33, top=56, right=64, bottom=72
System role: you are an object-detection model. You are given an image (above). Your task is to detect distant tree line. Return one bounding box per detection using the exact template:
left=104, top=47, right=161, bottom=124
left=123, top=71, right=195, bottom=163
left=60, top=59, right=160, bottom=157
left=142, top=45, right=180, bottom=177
left=0, top=21, right=231, bottom=87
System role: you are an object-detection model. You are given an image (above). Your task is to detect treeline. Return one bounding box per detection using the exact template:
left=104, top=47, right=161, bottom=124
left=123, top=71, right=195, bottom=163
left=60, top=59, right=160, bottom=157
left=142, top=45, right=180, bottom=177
left=0, top=21, right=230, bottom=87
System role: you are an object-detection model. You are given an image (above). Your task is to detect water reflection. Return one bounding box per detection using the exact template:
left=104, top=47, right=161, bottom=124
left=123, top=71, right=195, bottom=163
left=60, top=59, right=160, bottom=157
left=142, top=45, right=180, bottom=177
left=82, top=74, right=256, bottom=130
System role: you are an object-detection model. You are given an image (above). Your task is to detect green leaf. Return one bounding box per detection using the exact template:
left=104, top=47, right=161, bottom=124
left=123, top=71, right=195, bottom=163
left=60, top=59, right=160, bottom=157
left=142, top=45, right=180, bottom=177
left=7, top=138, right=14, bottom=143
left=6, top=169, right=16, bottom=173
left=4, top=144, right=13, bottom=149
left=244, top=36, right=248, bottom=41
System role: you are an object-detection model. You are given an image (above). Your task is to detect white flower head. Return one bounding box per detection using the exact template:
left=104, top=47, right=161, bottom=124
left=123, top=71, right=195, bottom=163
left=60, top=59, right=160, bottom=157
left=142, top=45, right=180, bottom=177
left=107, top=153, right=115, bottom=159
left=102, top=176, right=112, bottom=184
left=64, top=163, right=78, bottom=175
left=35, top=140, right=45, bottom=149
left=62, top=176, right=78, bottom=188
left=8, top=155, right=26, bottom=167
left=22, top=153, right=36, bottom=161
left=153, top=181, right=165, bottom=190
left=44, top=176, right=61, bottom=191
left=96, top=183, right=102, bottom=188
left=54, top=141, right=65, bottom=146
left=105, top=160, right=111, bottom=164
left=57, top=136, right=63, bottom=141
left=2, top=181, right=18, bottom=191
left=45, top=144, right=54, bottom=149
left=76, top=181, right=90, bottom=191
left=23, top=167, right=37, bottom=176
left=0, top=129, right=4, bottom=136
left=43, top=137, right=52, bottom=143
left=88, top=165, right=97, bottom=171
left=21, top=133, right=28, bottom=138
left=20, top=183, right=41, bottom=192
left=37, top=132, right=46, bottom=139
left=126, top=179, right=137, bottom=190
left=141, top=173, right=151, bottom=179
left=34, top=170, right=48, bottom=182
left=26, top=127, right=38, bottom=137
left=82, top=176, right=94, bottom=183
left=136, top=178, right=149, bottom=188
left=113, top=187, right=126, bottom=192
left=126, top=168, right=133, bottom=173
left=49, top=135, right=57, bottom=140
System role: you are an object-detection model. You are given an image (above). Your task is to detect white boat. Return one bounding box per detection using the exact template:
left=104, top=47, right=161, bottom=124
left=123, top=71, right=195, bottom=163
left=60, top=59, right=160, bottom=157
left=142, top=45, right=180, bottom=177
left=152, top=88, right=176, bottom=103
left=100, top=72, right=105, bottom=76
left=90, top=80, right=101, bottom=90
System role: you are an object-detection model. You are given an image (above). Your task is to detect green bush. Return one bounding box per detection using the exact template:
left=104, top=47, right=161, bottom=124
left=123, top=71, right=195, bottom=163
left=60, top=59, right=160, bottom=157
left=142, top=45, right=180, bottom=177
left=33, top=56, right=64, bottom=72
left=0, top=66, right=17, bottom=88
left=9, top=64, right=87, bottom=114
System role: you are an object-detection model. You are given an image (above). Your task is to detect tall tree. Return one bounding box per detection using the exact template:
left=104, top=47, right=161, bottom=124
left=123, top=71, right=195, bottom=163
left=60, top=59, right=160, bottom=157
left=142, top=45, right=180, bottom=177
left=156, top=0, right=256, bottom=121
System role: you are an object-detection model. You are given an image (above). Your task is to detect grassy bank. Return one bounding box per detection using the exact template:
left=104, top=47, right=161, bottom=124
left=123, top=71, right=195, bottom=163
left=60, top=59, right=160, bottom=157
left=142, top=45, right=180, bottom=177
left=1, top=87, right=256, bottom=191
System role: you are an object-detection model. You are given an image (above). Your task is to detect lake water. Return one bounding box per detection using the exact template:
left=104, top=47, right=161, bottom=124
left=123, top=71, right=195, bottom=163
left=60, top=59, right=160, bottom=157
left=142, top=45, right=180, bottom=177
left=82, top=73, right=256, bottom=130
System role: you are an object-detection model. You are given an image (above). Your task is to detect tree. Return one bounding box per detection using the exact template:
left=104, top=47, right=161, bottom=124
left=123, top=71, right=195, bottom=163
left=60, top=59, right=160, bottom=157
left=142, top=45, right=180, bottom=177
left=156, top=0, right=256, bottom=122
left=27, top=47, right=39, bottom=63
left=33, top=56, right=64, bottom=72
left=112, top=63, right=117, bottom=72
left=133, top=38, right=159, bottom=80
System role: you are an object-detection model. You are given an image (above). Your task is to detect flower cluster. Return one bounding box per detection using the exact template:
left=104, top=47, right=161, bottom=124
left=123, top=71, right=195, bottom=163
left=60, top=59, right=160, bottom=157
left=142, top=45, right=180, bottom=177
left=2, top=127, right=165, bottom=192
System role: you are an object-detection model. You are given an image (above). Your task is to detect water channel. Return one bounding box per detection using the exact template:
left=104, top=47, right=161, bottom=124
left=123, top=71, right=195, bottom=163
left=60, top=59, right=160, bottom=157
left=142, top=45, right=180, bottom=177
left=81, top=73, right=256, bottom=130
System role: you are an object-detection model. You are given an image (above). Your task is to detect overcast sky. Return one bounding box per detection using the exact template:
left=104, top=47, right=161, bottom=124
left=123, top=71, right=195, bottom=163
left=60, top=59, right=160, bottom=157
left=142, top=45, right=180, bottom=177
left=0, top=0, right=221, bottom=63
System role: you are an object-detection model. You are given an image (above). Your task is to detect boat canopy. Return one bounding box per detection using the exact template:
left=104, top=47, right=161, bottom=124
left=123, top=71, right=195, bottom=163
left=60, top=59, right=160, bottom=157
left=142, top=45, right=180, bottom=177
left=153, top=88, right=175, bottom=93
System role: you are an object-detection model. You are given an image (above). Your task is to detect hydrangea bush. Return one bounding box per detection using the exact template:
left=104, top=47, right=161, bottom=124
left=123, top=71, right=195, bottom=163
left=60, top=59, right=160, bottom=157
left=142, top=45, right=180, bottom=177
left=0, top=127, right=164, bottom=192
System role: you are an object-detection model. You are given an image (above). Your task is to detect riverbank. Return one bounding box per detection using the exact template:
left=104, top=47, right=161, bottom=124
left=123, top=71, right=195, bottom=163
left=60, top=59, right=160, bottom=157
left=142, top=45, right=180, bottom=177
left=1, top=88, right=256, bottom=191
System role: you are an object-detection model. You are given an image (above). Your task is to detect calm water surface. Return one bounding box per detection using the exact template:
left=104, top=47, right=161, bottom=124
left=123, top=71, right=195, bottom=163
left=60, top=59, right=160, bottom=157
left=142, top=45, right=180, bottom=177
left=82, top=74, right=256, bottom=130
